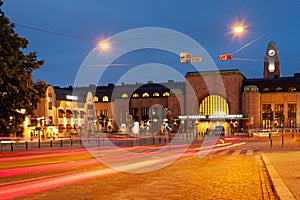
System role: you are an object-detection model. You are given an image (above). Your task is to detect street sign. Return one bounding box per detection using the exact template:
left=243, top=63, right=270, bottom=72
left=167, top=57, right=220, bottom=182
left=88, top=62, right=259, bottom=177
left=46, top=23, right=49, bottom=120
left=191, top=57, right=202, bottom=62
left=220, top=54, right=232, bottom=60
left=165, top=124, right=173, bottom=133
left=180, top=52, right=191, bottom=63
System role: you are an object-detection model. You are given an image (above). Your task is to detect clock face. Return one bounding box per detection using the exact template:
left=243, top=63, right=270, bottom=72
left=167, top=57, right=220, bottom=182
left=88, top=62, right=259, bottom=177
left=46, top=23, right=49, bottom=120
left=268, top=49, right=276, bottom=56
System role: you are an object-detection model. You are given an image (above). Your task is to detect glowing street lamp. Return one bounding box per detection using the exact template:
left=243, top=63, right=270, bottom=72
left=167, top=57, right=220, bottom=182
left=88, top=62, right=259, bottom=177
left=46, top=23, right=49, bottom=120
left=233, top=24, right=244, bottom=34
left=99, top=41, right=110, bottom=50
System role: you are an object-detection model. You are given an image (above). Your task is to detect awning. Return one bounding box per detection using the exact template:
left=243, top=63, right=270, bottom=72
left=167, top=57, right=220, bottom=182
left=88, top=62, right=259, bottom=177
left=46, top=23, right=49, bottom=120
left=66, top=124, right=73, bottom=129
left=66, top=110, right=73, bottom=114
left=58, top=109, right=65, bottom=114
left=58, top=124, right=65, bottom=129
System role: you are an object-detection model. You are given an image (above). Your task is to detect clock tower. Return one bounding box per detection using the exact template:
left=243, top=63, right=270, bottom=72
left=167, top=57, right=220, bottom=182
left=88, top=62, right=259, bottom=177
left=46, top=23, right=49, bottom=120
left=264, top=41, right=280, bottom=78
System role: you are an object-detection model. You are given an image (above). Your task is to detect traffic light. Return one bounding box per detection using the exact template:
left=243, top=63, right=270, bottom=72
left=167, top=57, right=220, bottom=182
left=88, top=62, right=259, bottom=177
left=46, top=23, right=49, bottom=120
left=220, top=54, right=232, bottom=61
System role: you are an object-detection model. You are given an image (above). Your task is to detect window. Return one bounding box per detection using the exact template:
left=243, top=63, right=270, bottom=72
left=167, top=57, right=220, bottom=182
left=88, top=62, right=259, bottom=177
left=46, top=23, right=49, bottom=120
left=199, top=95, right=229, bottom=116
left=163, top=92, right=169, bottom=97
left=48, top=93, right=52, bottom=97
left=93, top=96, right=99, bottom=102
left=102, top=96, right=109, bottom=102
left=49, top=116, right=53, bottom=125
left=262, top=104, right=273, bottom=128
left=130, top=108, right=138, bottom=116
left=100, top=109, right=108, bottom=117
left=275, top=87, right=283, bottom=92
left=142, top=107, right=149, bottom=120
left=122, top=93, right=128, bottom=99
left=58, top=109, right=65, bottom=118
left=80, top=111, right=85, bottom=119
left=153, top=92, right=160, bottom=97
left=142, top=93, right=149, bottom=97
left=288, top=104, right=296, bottom=128
left=274, top=104, right=284, bottom=127
left=66, top=110, right=73, bottom=118
left=48, top=102, right=52, bottom=110
left=263, top=88, right=270, bottom=92
left=132, top=93, right=139, bottom=98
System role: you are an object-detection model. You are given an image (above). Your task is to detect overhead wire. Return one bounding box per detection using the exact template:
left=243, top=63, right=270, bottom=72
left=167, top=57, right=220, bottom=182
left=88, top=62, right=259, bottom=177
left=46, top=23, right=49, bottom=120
left=13, top=0, right=300, bottom=66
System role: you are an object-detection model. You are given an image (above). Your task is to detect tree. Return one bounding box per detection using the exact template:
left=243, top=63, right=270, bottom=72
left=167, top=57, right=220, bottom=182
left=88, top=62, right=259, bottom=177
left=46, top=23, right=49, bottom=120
left=0, top=1, right=47, bottom=136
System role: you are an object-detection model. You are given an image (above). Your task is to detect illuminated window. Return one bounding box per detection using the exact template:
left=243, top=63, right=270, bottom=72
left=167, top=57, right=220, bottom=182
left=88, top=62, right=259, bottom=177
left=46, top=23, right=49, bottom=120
left=199, top=95, right=229, bottom=116
left=262, top=104, right=273, bottom=128
left=48, top=102, right=52, bottom=110
left=93, top=96, right=99, bottom=102
left=163, top=92, right=169, bottom=97
left=102, top=96, right=109, bottom=102
left=274, top=104, right=284, bottom=127
left=122, top=93, right=128, bottom=99
left=287, top=104, right=296, bottom=128
left=288, top=87, right=296, bottom=92
left=142, top=93, right=149, bottom=97
left=275, top=87, right=283, bottom=91
left=153, top=92, right=160, bottom=97
left=58, top=109, right=65, bottom=118
left=132, top=93, right=139, bottom=98
left=263, top=88, right=270, bottom=92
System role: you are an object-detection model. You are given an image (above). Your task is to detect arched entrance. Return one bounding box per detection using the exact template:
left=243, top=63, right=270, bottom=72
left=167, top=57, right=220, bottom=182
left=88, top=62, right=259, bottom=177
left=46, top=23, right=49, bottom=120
left=198, top=95, right=230, bottom=133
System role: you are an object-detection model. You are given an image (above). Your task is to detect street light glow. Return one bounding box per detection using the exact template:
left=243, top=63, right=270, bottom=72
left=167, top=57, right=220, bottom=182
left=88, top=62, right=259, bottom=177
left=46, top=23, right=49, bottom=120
left=99, top=41, right=110, bottom=50
left=233, top=24, right=244, bottom=34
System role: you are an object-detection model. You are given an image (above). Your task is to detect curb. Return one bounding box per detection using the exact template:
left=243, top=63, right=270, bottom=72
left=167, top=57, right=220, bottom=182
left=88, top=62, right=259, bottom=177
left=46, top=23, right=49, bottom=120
left=261, top=153, right=295, bottom=200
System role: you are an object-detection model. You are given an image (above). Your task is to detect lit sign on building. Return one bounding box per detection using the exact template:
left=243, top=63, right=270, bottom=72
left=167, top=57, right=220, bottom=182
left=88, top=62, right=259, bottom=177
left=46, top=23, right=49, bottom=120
left=66, top=95, right=78, bottom=101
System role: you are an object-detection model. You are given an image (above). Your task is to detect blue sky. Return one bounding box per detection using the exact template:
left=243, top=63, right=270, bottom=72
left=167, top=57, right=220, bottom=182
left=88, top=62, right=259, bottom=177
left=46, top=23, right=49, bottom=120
left=3, top=0, right=300, bottom=86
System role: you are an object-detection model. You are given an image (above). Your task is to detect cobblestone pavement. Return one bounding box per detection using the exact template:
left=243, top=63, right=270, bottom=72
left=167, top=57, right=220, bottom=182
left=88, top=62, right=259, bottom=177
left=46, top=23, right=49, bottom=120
left=16, top=153, right=276, bottom=200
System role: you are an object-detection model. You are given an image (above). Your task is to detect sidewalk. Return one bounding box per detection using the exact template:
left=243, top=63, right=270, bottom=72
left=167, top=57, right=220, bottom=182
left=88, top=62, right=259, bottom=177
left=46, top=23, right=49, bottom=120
left=261, top=135, right=300, bottom=199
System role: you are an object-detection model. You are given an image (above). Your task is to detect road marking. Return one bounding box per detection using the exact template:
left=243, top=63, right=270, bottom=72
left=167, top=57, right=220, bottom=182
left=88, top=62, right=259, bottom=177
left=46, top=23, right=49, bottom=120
left=218, top=150, right=230, bottom=155
left=231, top=150, right=241, bottom=156
left=246, top=150, right=254, bottom=156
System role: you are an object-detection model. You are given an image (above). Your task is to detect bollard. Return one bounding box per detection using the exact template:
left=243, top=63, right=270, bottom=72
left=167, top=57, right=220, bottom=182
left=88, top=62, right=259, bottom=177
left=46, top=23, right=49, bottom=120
left=11, top=142, right=13, bottom=152
left=50, top=140, right=53, bottom=148
left=26, top=141, right=28, bottom=150
left=60, top=139, right=63, bottom=147
left=38, top=139, right=41, bottom=148
left=282, top=133, right=284, bottom=148
left=269, top=133, right=272, bottom=152
left=97, top=137, right=100, bottom=154
left=71, top=138, right=73, bottom=146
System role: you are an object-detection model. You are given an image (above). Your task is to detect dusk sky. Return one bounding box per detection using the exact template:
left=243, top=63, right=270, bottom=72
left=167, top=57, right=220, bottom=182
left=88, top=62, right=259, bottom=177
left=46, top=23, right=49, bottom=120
left=3, top=0, right=300, bottom=87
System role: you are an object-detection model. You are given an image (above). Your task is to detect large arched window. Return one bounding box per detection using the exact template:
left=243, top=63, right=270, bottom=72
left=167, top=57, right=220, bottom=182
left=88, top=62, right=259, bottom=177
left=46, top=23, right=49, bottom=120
left=163, top=92, right=169, bottom=97
left=102, top=96, right=109, bottom=102
left=122, top=93, right=128, bottom=99
left=132, top=93, right=139, bottom=98
left=199, top=95, right=229, bottom=116
left=275, top=87, right=283, bottom=92
left=153, top=92, right=160, bottom=97
left=142, top=93, right=149, bottom=97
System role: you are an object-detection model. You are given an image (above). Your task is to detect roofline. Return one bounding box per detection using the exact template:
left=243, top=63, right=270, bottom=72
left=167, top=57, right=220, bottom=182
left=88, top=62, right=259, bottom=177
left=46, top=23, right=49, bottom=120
left=186, top=69, right=246, bottom=78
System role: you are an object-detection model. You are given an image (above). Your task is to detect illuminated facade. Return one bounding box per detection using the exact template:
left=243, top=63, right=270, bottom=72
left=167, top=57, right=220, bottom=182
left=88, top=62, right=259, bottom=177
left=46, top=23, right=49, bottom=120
left=25, top=41, right=300, bottom=137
